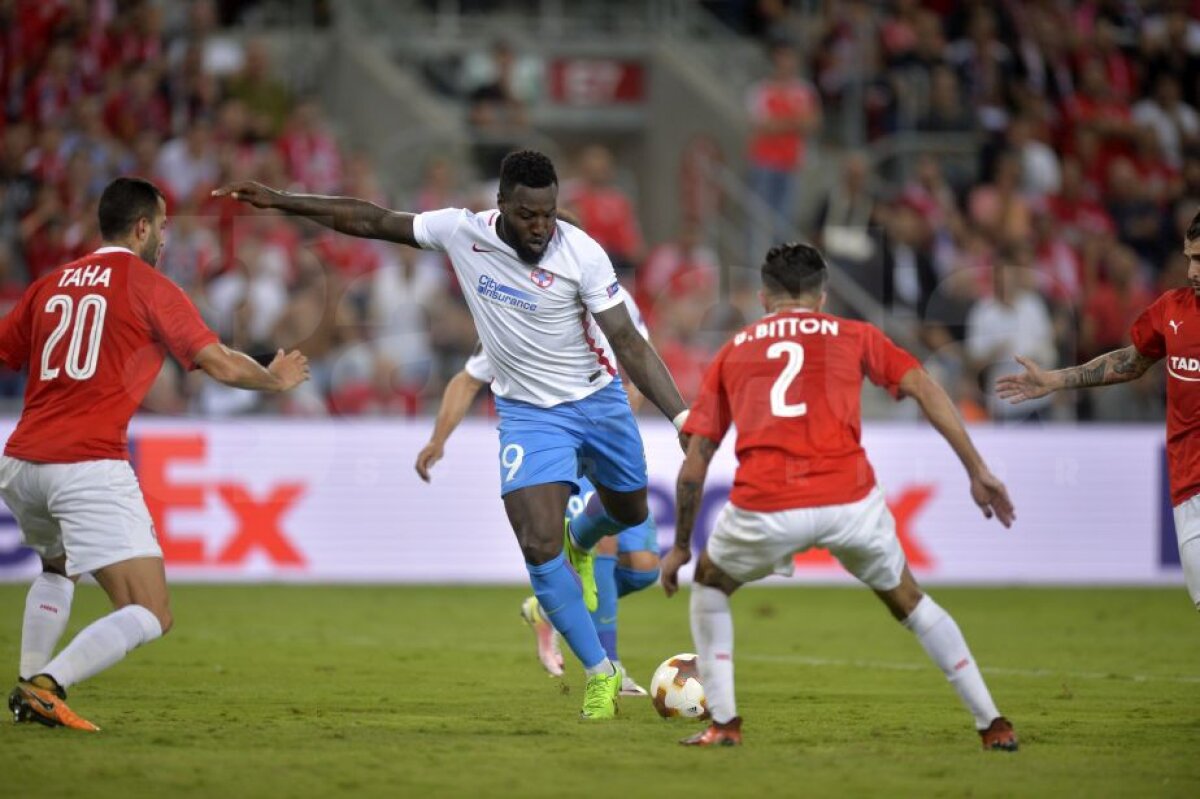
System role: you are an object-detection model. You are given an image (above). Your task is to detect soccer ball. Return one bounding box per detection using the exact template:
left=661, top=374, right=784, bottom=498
left=649, top=653, right=710, bottom=719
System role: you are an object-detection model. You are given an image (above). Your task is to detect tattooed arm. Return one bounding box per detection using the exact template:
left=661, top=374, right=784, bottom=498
left=995, top=346, right=1159, bottom=403
left=661, top=435, right=719, bottom=597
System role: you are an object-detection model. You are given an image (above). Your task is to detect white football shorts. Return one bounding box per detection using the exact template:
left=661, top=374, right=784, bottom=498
left=706, top=485, right=905, bottom=590
left=0, top=456, right=162, bottom=576
left=1171, top=493, right=1200, bottom=609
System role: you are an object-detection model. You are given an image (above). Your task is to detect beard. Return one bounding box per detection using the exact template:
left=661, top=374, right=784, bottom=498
left=514, top=242, right=546, bottom=265
left=139, top=232, right=161, bottom=266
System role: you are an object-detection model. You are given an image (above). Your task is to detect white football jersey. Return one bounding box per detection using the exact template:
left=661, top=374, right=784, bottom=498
left=414, top=208, right=629, bottom=406
left=464, top=288, right=649, bottom=384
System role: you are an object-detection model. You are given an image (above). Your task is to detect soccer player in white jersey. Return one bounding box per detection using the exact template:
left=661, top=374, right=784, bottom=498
left=415, top=287, right=661, bottom=695
left=215, top=150, right=688, bottom=719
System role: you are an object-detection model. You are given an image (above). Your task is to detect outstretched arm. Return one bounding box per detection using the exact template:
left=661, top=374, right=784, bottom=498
left=661, top=435, right=719, bottom=597
left=194, top=345, right=309, bottom=392
left=899, top=367, right=1015, bottom=527
left=593, top=303, right=687, bottom=423
left=996, top=347, right=1159, bottom=403
left=212, top=181, right=418, bottom=246
left=415, top=370, right=487, bottom=482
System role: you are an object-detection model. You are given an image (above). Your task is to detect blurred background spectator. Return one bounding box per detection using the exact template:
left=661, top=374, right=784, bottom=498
left=0, top=0, right=1195, bottom=428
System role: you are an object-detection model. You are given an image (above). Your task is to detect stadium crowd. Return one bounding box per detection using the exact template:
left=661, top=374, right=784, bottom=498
left=0, top=0, right=1197, bottom=422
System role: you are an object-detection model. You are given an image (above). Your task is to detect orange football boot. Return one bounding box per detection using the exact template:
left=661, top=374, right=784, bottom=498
left=12, top=675, right=99, bottom=732
left=680, top=716, right=742, bottom=747
left=979, top=717, right=1018, bottom=752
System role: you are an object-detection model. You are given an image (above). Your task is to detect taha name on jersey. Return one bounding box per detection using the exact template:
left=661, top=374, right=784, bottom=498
left=58, top=265, right=112, bottom=288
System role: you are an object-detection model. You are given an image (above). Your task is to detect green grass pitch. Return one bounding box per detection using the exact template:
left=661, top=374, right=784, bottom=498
left=0, top=584, right=1198, bottom=798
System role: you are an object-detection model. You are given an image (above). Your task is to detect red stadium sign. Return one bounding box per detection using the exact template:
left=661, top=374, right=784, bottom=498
left=548, top=58, right=645, bottom=106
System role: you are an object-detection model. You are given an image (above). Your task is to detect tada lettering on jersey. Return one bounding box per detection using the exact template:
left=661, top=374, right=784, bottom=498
left=58, top=265, right=112, bottom=288
left=1168, top=356, right=1200, bottom=381
left=734, top=316, right=839, bottom=346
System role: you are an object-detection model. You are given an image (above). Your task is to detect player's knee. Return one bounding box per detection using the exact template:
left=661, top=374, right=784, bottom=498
left=619, top=550, right=659, bottom=572
left=597, top=493, right=647, bottom=527
left=595, top=536, right=619, bottom=556
left=520, top=538, right=562, bottom=566
left=615, top=565, right=659, bottom=596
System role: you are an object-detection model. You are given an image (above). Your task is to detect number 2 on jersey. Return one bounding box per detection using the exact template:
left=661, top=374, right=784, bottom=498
left=39, top=294, right=107, bottom=381
left=767, top=341, right=807, bottom=418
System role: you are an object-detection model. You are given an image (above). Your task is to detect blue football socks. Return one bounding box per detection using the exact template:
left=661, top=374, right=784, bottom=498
left=526, top=553, right=606, bottom=669
left=591, top=554, right=619, bottom=662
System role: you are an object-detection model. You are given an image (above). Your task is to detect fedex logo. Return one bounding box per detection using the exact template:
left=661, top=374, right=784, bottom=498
left=135, top=435, right=307, bottom=568
left=646, top=482, right=936, bottom=570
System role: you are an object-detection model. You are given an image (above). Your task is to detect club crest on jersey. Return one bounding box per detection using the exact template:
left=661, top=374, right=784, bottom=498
left=530, top=268, right=555, bottom=289
left=477, top=274, right=538, bottom=312
left=606, top=281, right=620, bottom=298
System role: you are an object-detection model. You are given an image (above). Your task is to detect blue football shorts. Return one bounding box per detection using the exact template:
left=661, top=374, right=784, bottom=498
left=494, top=380, right=648, bottom=499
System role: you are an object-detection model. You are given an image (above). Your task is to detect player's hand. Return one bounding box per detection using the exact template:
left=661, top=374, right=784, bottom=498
left=660, top=545, right=692, bottom=598
left=212, top=181, right=282, bottom=209
left=268, top=349, right=309, bottom=391
left=415, top=441, right=444, bottom=483
left=970, top=468, right=1015, bottom=528
left=995, top=356, right=1057, bottom=404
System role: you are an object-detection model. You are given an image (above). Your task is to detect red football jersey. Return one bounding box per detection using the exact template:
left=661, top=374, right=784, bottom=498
left=0, top=247, right=218, bottom=463
left=685, top=310, right=920, bottom=511
left=1130, top=288, right=1200, bottom=506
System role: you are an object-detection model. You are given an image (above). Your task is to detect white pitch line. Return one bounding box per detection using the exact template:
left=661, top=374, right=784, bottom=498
left=741, top=653, right=1200, bottom=685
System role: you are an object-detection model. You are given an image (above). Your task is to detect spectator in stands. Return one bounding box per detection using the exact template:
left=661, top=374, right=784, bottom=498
left=887, top=8, right=949, bottom=131
left=922, top=265, right=984, bottom=420
left=919, top=65, right=975, bottom=133
left=154, top=116, right=219, bottom=203
left=877, top=199, right=938, bottom=318
left=1006, top=114, right=1061, bottom=200
left=466, top=40, right=530, bottom=178
left=745, top=38, right=821, bottom=242
left=23, top=39, right=84, bottom=130
left=1013, top=5, right=1074, bottom=107
left=639, top=217, right=720, bottom=310
left=1065, top=60, right=1135, bottom=163
left=1079, top=244, right=1160, bottom=420
left=969, top=149, right=1031, bottom=246
left=226, top=37, right=293, bottom=140
left=965, top=250, right=1056, bottom=421
left=1141, top=6, right=1200, bottom=108
left=369, top=246, right=438, bottom=393
left=1047, top=156, right=1115, bottom=249
left=1029, top=206, right=1081, bottom=306
left=1105, top=156, right=1167, bottom=264
left=277, top=98, right=343, bottom=193
left=815, top=151, right=878, bottom=289
left=562, top=144, right=645, bottom=278
left=1132, top=73, right=1200, bottom=170
left=946, top=7, right=1012, bottom=132
left=103, top=65, right=170, bottom=144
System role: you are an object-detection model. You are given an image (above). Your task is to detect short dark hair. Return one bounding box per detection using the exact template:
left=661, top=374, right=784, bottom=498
left=499, top=150, right=557, bottom=198
left=1188, top=208, right=1200, bottom=242
left=98, top=177, right=165, bottom=239
left=761, top=242, right=828, bottom=298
